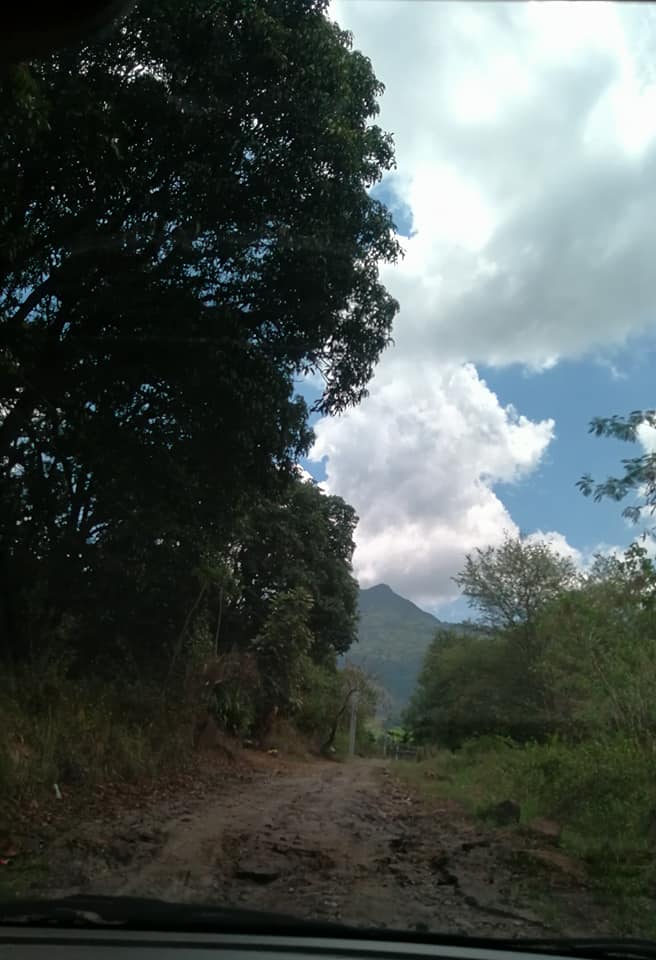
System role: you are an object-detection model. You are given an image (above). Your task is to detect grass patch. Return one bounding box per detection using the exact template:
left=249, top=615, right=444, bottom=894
left=395, top=735, right=656, bottom=936
left=1, top=670, right=194, bottom=826
left=0, top=856, right=49, bottom=901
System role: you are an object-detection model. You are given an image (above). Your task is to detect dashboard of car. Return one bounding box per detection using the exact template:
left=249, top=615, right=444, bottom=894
left=0, top=927, right=616, bottom=960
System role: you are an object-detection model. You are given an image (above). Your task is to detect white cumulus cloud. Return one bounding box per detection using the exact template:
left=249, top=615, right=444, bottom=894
left=334, top=0, right=656, bottom=367
left=311, top=364, right=554, bottom=607
left=314, top=1, right=656, bottom=606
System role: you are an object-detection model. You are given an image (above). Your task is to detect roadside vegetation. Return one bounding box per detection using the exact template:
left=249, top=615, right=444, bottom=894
left=403, top=417, right=656, bottom=933
left=0, top=0, right=394, bottom=821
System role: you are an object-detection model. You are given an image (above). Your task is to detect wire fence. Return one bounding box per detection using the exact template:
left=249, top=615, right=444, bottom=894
left=380, top=737, right=417, bottom=761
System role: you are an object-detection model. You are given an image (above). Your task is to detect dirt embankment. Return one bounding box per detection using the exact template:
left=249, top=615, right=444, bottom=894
left=17, top=755, right=611, bottom=937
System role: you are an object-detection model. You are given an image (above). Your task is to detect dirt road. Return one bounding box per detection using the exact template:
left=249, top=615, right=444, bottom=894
left=36, top=757, right=609, bottom=937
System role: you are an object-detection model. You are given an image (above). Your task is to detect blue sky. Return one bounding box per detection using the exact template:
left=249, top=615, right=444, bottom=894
left=303, top=2, right=656, bottom=615
left=373, top=177, right=414, bottom=241
left=301, top=341, right=656, bottom=620
left=479, top=346, right=656, bottom=553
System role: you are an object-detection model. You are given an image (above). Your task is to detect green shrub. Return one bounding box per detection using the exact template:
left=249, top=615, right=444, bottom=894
left=508, top=737, right=656, bottom=854
left=400, top=734, right=656, bottom=932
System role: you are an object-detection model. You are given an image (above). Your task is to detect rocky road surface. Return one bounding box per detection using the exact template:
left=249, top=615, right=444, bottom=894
left=34, top=757, right=611, bottom=937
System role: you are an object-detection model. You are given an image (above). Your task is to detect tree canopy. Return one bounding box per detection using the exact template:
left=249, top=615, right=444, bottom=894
left=227, top=479, right=359, bottom=660
left=578, top=409, right=656, bottom=527
left=453, top=533, right=579, bottom=654
left=407, top=539, right=656, bottom=747
left=0, top=0, right=399, bottom=681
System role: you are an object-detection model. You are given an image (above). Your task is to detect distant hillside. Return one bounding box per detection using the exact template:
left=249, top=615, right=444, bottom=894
left=348, top=584, right=470, bottom=718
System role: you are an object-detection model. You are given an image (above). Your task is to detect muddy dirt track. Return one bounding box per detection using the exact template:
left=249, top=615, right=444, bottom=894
left=36, top=757, right=611, bottom=937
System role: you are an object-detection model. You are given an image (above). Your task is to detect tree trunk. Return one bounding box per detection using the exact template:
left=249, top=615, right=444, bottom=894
left=321, top=687, right=355, bottom=755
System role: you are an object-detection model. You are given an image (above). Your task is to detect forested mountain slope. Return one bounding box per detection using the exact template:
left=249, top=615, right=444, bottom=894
left=350, top=584, right=469, bottom=714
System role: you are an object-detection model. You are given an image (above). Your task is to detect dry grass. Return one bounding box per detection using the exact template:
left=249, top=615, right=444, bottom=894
left=1, top=672, right=194, bottom=820
left=264, top=717, right=317, bottom=758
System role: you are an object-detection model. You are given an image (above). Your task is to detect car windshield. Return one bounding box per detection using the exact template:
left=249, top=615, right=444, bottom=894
left=3, top=0, right=656, bottom=943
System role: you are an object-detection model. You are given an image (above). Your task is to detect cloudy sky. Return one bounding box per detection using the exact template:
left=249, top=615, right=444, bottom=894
left=302, top=1, right=656, bottom=616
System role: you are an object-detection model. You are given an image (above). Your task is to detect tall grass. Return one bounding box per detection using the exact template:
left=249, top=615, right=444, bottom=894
left=1, top=668, right=193, bottom=811
left=396, top=735, right=656, bottom=934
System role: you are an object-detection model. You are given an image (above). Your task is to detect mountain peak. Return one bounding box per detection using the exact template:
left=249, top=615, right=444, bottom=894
left=359, top=582, right=440, bottom=622
left=350, top=584, right=470, bottom=717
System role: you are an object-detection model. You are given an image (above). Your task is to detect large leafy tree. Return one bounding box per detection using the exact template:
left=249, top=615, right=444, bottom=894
left=0, top=0, right=399, bottom=668
left=404, top=629, right=532, bottom=746
left=453, top=533, right=579, bottom=655
left=227, top=477, right=359, bottom=660
left=204, top=475, right=360, bottom=734
left=534, top=545, right=656, bottom=740
left=407, top=534, right=656, bottom=747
